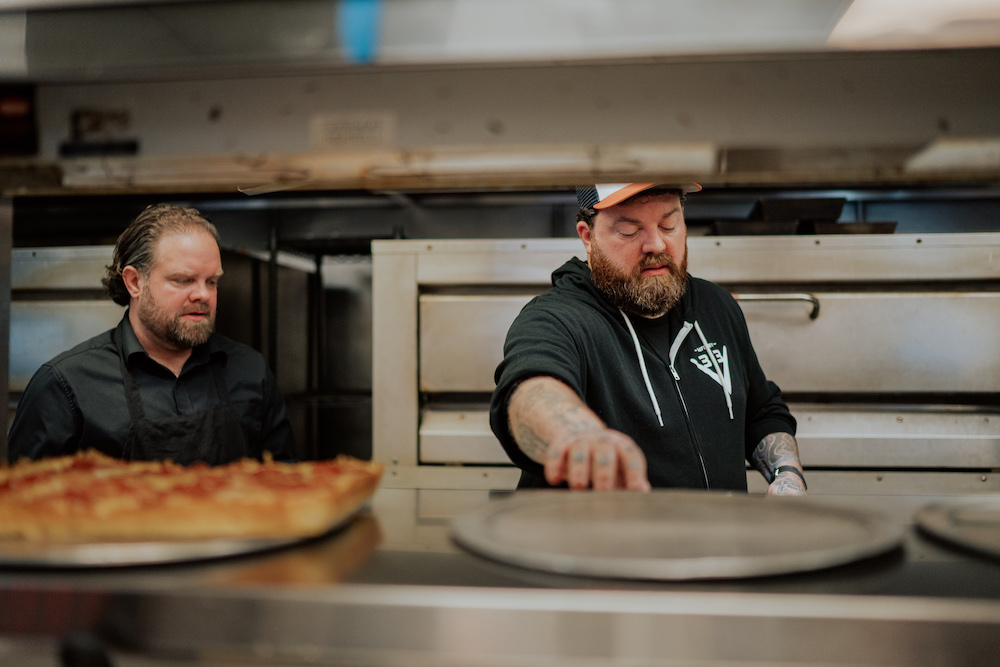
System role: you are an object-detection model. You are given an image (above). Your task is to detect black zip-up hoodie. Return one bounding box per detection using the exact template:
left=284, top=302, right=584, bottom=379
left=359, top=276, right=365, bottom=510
left=490, top=257, right=796, bottom=490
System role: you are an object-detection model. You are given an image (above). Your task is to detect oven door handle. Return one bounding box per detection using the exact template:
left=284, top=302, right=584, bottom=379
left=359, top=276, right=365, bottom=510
left=731, top=293, right=821, bottom=320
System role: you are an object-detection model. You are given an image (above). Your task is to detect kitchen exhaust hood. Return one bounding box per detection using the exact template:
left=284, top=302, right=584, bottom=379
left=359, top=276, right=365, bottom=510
left=0, top=0, right=858, bottom=80
left=2, top=1, right=1000, bottom=193
left=2, top=0, right=1000, bottom=81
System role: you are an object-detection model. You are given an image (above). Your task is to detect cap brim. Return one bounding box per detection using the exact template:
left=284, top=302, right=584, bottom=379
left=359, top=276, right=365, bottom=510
left=593, top=182, right=702, bottom=209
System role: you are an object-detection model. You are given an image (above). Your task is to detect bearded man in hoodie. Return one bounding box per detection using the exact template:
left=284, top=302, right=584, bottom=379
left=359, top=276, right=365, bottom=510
left=489, top=183, right=806, bottom=495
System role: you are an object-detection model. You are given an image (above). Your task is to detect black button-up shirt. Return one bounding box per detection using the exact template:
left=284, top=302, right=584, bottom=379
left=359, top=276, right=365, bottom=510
left=8, top=313, right=296, bottom=463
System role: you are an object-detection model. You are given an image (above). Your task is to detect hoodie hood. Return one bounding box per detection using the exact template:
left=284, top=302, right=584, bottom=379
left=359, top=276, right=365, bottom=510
left=552, top=256, right=605, bottom=300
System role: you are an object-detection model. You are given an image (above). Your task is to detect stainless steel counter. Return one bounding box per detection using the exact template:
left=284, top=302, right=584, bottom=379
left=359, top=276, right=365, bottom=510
left=3, top=488, right=1000, bottom=666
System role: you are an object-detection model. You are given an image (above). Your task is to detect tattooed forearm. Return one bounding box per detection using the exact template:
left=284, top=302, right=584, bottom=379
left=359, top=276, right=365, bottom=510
left=751, top=432, right=800, bottom=477
left=508, top=377, right=605, bottom=464
left=751, top=432, right=807, bottom=495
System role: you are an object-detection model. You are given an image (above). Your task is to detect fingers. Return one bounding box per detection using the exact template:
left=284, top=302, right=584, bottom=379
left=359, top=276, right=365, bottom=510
left=617, top=439, right=652, bottom=492
left=590, top=442, right=616, bottom=490
left=544, top=429, right=650, bottom=491
left=544, top=444, right=570, bottom=487
left=567, top=441, right=592, bottom=489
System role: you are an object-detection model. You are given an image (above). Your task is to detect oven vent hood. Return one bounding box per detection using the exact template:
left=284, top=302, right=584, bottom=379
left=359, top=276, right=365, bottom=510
left=3, top=0, right=1000, bottom=81
left=3, top=1, right=1000, bottom=194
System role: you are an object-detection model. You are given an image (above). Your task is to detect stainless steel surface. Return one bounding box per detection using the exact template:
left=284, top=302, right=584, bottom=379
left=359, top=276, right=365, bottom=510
left=5, top=0, right=965, bottom=80
left=451, top=490, right=904, bottom=580
left=916, top=495, right=1000, bottom=561
left=376, top=234, right=1000, bottom=490
left=1, top=0, right=855, bottom=77
left=418, top=294, right=530, bottom=393
left=419, top=410, right=503, bottom=465
left=418, top=404, right=1000, bottom=472
left=418, top=289, right=1000, bottom=394
left=742, top=291, right=1000, bottom=393
left=11, top=245, right=111, bottom=289
left=9, top=246, right=124, bottom=394
left=793, top=405, right=1000, bottom=469
left=1, top=48, right=995, bottom=194
left=371, top=247, right=418, bottom=467
left=386, top=234, right=1000, bottom=287
left=2, top=488, right=1000, bottom=665
left=9, top=301, right=123, bottom=392
left=6, top=1, right=1000, bottom=79
left=84, top=586, right=1000, bottom=666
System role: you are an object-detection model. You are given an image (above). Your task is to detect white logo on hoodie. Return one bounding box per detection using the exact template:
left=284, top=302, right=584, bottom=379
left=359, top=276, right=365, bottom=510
left=690, top=343, right=732, bottom=395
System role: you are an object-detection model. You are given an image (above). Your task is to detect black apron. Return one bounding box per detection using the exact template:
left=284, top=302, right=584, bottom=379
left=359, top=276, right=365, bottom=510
left=114, top=330, right=253, bottom=466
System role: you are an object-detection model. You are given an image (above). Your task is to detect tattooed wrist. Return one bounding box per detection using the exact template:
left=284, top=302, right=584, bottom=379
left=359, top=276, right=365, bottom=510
left=514, top=422, right=550, bottom=463
left=770, top=473, right=807, bottom=495
left=752, top=432, right=801, bottom=474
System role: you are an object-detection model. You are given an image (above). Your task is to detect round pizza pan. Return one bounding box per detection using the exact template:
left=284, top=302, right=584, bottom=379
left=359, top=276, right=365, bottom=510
left=915, top=494, right=1000, bottom=561
left=451, top=490, right=903, bottom=580
left=0, top=510, right=361, bottom=568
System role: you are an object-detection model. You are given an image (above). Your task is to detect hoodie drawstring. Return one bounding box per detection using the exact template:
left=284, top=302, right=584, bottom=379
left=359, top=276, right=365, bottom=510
left=619, top=311, right=735, bottom=425
left=619, top=309, right=664, bottom=427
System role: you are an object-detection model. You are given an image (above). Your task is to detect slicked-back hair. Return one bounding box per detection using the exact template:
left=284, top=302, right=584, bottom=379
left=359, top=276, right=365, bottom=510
left=103, top=203, right=220, bottom=306
left=576, top=187, right=687, bottom=228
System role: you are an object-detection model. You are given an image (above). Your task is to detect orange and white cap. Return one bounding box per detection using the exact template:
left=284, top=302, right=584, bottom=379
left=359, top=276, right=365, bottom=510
left=577, top=182, right=702, bottom=210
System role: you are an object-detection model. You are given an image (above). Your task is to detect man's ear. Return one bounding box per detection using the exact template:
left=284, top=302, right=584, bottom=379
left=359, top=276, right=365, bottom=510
left=122, top=266, right=143, bottom=299
left=576, top=220, right=593, bottom=254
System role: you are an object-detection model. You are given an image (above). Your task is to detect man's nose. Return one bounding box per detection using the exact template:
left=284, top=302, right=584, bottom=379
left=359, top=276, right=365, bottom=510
left=642, top=229, right=668, bottom=255
left=190, top=281, right=212, bottom=301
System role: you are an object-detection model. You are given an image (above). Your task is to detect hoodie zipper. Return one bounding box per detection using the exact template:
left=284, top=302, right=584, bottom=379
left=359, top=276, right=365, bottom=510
left=621, top=314, right=711, bottom=490
left=667, top=323, right=711, bottom=490
left=668, top=367, right=712, bottom=490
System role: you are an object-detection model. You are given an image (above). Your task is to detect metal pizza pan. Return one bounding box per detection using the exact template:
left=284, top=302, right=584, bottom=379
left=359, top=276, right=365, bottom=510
left=915, top=494, right=1000, bottom=561
left=451, top=490, right=904, bottom=580
left=0, top=508, right=363, bottom=568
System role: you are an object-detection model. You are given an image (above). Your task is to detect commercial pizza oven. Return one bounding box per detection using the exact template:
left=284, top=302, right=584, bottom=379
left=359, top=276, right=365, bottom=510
left=372, top=232, right=1000, bottom=493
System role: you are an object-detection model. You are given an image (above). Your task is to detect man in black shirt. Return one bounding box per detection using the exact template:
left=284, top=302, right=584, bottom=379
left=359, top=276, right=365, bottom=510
left=8, top=203, right=296, bottom=465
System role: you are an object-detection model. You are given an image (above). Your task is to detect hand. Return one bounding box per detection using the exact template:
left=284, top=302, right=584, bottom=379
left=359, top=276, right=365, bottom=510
left=768, top=469, right=807, bottom=496
left=545, top=428, right=651, bottom=491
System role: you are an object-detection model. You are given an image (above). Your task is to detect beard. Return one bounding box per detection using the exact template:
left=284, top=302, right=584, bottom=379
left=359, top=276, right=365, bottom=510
left=589, top=239, right=688, bottom=318
left=137, top=290, right=215, bottom=350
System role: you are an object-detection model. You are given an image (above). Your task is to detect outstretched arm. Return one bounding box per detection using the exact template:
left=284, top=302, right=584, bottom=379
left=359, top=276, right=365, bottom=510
left=750, top=432, right=807, bottom=495
left=507, top=376, right=650, bottom=491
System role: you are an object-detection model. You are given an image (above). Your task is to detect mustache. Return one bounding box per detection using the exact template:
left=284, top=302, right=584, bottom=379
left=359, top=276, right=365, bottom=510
left=636, top=253, right=677, bottom=275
